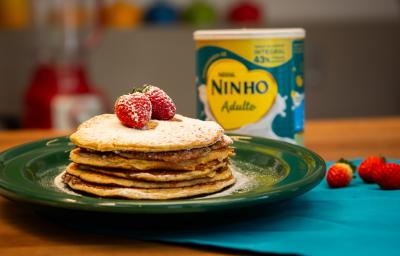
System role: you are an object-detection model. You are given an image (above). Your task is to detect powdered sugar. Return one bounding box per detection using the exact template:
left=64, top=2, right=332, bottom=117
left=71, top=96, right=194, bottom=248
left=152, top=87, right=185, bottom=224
left=145, top=85, right=176, bottom=120
left=70, top=114, right=224, bottom=152
left=201, top=166, right=251, bottom=198
left=114, top=93, right=152, bottom=128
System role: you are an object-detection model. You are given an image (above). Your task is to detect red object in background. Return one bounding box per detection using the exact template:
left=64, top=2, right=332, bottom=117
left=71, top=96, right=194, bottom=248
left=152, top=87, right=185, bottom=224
left=25, top=0, right=106, bottom=129
left=24, top=62, right=105, bottom=129
left=228, top=1, right=262, bottom=25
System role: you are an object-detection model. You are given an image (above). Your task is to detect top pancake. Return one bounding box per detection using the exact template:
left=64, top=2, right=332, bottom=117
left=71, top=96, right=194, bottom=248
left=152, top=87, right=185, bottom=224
left=70, top=114, right=224, bottom=152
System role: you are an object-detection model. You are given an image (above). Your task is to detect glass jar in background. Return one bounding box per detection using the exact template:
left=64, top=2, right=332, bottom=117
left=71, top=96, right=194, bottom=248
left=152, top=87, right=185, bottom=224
left=24, top=0, right=106, bottom=129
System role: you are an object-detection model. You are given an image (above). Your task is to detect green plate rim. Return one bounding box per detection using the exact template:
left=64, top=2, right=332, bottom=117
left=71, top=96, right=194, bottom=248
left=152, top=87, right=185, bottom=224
left=0, top=135, right=326, bottom=214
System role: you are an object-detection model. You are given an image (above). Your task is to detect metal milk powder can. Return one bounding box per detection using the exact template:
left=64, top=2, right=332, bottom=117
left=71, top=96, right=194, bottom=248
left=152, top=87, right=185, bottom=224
left=194, top=28, right=305, bottom=144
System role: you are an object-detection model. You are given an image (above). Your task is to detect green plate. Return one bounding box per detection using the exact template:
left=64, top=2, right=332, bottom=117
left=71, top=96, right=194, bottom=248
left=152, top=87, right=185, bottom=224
left=0, top=135, right=325, bottom=214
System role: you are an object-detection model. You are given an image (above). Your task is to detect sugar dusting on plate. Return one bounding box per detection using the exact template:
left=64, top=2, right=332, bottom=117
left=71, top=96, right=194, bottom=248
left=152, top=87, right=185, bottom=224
left=202, top=160, right=263, bottom=198
left=201, top=166, right=251, bottom=198
left=202, top=159, right=284, bottom=198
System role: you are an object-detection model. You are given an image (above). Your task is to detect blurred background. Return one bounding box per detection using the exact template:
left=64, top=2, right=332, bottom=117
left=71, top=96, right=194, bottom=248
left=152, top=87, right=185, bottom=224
left=0, top=0, right=399, bottom=130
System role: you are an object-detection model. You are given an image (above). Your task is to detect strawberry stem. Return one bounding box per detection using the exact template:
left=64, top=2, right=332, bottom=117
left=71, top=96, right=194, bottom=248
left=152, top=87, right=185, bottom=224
left=141, top=84, right=153, bottom=93
left=131, top=86, right=145, bottom=94
left=337, top=158, right=357, bottom=173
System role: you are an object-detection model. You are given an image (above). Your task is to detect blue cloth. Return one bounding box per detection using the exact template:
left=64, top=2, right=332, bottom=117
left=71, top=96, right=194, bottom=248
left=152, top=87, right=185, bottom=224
left=141, top=159, right=400, bottom=256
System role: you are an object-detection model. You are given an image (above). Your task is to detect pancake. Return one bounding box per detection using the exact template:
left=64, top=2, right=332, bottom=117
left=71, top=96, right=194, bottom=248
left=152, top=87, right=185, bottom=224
left=66, top=163, right=232, bottom=188
left=70, top=114, right=224, bottom=152
left=70, top=147, right=234, bottom=171
left=112, top=135, right=233, bottom=162
left=78, top=160, right=227, bottom=182
left=63, top=172, right=236, bottom=200
left=65, top=113, right=236, bottom=200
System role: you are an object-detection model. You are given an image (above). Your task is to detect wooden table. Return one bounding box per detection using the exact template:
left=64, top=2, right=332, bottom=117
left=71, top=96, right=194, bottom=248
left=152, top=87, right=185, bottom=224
left=0, top=117, right=399, bottom=256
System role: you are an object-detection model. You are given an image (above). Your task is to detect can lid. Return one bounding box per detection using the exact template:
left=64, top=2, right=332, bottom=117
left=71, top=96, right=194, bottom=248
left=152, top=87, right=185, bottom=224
left=194, top=28, right=305, bottom=40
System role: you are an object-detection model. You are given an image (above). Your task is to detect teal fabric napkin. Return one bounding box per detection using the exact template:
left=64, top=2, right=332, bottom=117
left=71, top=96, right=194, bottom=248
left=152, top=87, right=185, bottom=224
left=139, top=159, right=400, bottom=256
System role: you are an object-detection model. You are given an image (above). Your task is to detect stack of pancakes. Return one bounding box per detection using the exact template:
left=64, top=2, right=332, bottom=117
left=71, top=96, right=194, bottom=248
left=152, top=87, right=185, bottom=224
left=62, top=114, right=235, bottom=199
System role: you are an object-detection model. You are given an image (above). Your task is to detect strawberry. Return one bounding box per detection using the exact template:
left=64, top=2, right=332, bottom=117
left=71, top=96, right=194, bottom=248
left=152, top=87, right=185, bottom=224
left=326, top=159, right=355, bottom=188
left=138, top=84, right=176, bottom=120
left=358, top=156, right=386, bottom=183
left=114, top=92, right=152, bottom=129
left=375, top=162, right=400, bottom=190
